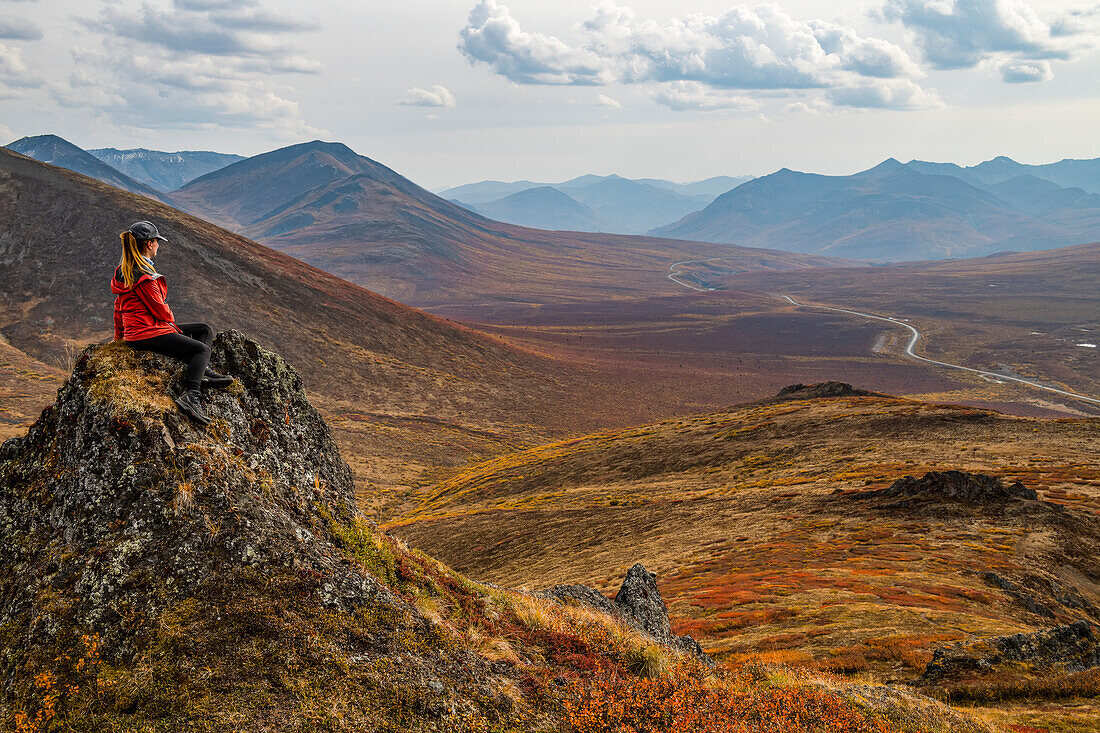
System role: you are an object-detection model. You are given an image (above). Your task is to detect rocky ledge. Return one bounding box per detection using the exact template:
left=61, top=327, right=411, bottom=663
left=912, top=620, right=1100, bottom=686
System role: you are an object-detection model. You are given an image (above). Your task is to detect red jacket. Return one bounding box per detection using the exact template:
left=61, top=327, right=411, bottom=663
left=111, top=265, right=183, bottom=341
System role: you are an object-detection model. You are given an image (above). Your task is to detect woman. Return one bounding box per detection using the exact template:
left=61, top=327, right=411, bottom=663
left=111, top=220, right=233, bottom=426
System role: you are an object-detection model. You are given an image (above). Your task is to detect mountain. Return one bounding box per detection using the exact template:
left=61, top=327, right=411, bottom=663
left=89, top=147, right=245, bottom=191
left=437, top=179, right=544, bottom=204
left=461, top=185, right=611, bottom=232
left=556, top=176, right=712, bottom=234
left=639, top=175, right=754, bottom=199
left=459, top=178, right=711, bottom=234
left=652, top=159, right=1100, bottom=261
left=439, top=174, right=754, bottom=234
left=169, top=140, right=848, bottom=306
left=5, top=134, right=174, bottom=205
left=908, top=155, right=1100, bottom=194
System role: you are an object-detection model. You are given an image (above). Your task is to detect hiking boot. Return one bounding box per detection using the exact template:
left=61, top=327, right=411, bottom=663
left=201, top=368, right=234, bottom=390
left=174, top=388, right=212, bottom=426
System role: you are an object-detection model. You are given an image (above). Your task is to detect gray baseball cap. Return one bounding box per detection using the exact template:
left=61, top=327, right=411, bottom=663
left=127, top=220, right=168, bottom=243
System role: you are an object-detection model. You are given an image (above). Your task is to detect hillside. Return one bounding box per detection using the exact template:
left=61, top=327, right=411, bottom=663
left=0, top=144, right=623, bottom=506
left=6, top=135, right=174, bottom=205
left=392, top=385, right=1100, bottom=730
left=653, top=160, right=1100, bottom=261
left=169, top=140, right=848, bottom=306
left=0, top=336, right=996, bottom=732
left=90, top=147, right=244, bottom=191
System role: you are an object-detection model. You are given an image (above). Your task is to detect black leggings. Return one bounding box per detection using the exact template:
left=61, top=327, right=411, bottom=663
left=127, top=322, right=212, bottom=391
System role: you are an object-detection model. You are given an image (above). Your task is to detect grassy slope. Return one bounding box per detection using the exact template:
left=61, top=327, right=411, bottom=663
left=390, top=392, right=1100, bottom=730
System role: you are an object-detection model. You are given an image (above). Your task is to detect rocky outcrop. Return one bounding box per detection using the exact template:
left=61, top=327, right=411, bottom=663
left=861, top=470, right=1038, bottom=506
left=772, top=382, right=873, bottom=400
left=912, top=621, right=1100, bottom=686
left=544, top=563, right=712, bottom=664
left=0, top=331, right=398, bottom=659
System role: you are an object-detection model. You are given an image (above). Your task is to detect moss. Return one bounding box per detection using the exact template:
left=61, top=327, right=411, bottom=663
left=83, top=343, right=175, bottom=418
left=324, top=512, right=400, bottom=588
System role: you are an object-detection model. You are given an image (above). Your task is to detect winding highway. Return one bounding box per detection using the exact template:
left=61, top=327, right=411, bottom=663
left=667, top=259, right=718, bottom=291
left=777, top=294, right=1100, bottom=407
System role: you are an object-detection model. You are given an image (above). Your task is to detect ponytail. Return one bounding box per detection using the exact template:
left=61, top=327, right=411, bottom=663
left=118, top=231, right=156, bottom=287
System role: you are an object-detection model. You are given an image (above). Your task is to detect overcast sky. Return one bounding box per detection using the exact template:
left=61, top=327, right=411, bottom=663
left=1, top=0, right=1097, bottom=188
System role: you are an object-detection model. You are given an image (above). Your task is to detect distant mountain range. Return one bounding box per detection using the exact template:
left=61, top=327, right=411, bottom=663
left=168, top=140, right=839, bottom=304
left=907, top=156, right=1100, bottom=194
left=89, top=147, right=244, bottom=192
left=7, top=131, right=1099, bottom=267
left=5, top=135, right=175, bottom=205
left=654, top=158, right=1100, bottom=261
left=442, top=174, right=753, bottom=234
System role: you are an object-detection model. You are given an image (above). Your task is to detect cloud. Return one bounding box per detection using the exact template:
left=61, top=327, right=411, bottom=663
left=0, top=17, right=43, bottom=41
left=58, top=0, right=323, bottom=135
left=595, top=93, right=621, bottom=108
left=651, top=81, right=758, bottom=111
left=827, top=78, right=944, bottom=109
left=460, top=1, right=936, bottom=111
left=0, top=42, right=39, bottom=97
left=459, top=0, right=608, bottom=84
left=998, top=58, right=1052, bottom=82
left=810, top=21, right=922, bottom=78
left=400, top=85, right=457, bottom=108
left=881, top=0, right=1096, bottom=80
left=87, top=3, right=313, bottom=58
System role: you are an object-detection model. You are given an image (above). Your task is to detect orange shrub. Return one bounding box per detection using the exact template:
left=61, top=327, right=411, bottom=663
left=562, top=661, right=895, bottom=733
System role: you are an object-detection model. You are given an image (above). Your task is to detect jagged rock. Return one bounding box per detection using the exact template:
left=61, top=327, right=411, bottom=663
left=544, top=563, right=713, bottom=665
left=912, top=620, right=1100, bottom=686
left=863, top=470, right=1038, bottom=506
left=615, top=564, right=675, bottom=642
left=773, top=382, right=871, bottom=400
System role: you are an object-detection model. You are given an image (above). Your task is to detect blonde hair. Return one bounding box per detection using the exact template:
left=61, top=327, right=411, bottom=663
left=118, top=231, right=157, bottom=287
